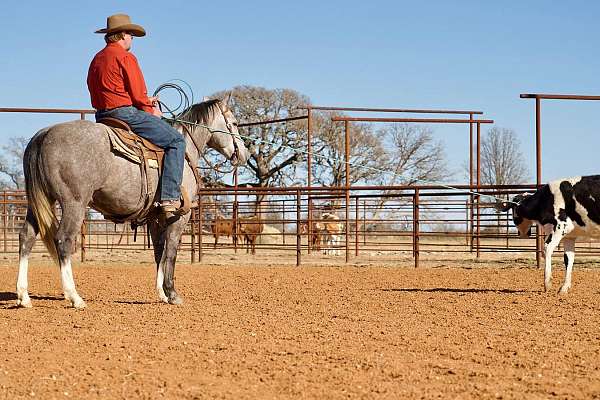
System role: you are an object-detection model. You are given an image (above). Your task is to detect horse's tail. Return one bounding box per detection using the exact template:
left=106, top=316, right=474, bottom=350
left=23, top=129, right=59, bottom=263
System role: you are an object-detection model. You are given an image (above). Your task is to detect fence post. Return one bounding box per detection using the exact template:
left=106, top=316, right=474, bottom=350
left=199, top=194, right=204, bottom=263
left=296, top=189, right=301, bottom=267
left=233, top=199, right=238, bottom=253
left=465, top=199, right=469, bottom=246
left=413, top=189, right=420, bottom=268
left=355, top=196, right=359, bottom=257
left=81, top=212, right=86, bottom=262
left=536, top=231, right=542, bottom=269
left=190, top=208, right=196, bottom=264
left=307, top=197, right=313, bottom=254
left=505, top=209, right=510, bottom=249
left=363, top=200, right=367, bottom=246
left=3, top=192, right=7, bottom=253
left=233, top=168, right=239, bottom=253
left=344, top=120, right=351, bottom=263
left=282, top=199, right=286, bottom=245
left=476, top=122, right=481, bottom=259
left=476, top=194, right=481, bottom=258
left=469, top=195, right=474, bottom=253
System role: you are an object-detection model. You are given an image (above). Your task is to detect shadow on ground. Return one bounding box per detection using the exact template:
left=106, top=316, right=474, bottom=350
left=382, top=288, right=531, bottom=294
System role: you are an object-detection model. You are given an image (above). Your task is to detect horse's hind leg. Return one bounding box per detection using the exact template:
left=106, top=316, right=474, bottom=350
left=56, top=202, right=86, bottom=308
left=16, top=209, right=39, bottom=308
left=148, top=220, right=168, bottom=303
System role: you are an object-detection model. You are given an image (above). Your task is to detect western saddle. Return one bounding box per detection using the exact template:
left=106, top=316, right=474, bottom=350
left=97, top=117, right=191, bottom=225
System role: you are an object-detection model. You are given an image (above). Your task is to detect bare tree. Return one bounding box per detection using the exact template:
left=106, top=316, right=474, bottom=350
left=308, top=111, right=387, bottom=186
left=210, top=86, right=309, bottom=188
left=480, top=127, right=529, bottom=185
left=0, top=137, right=28, bottom=189
left=363, top=123, right=450, bottom=221
left=380, top=124, right=449, bottom=186
left=473, top=127, right=529, bottom=233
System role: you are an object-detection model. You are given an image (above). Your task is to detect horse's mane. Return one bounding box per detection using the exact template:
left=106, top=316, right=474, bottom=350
left=179, top=99, right=223, bottom=125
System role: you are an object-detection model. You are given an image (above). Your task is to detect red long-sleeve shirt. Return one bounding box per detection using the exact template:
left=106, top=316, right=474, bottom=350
left=87, top=43, right=153, bottom=113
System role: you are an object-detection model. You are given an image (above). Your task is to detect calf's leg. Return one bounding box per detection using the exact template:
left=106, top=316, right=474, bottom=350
left=559, top=238, right=575, bottom=294
left=544, top=231, right=562, bottom=292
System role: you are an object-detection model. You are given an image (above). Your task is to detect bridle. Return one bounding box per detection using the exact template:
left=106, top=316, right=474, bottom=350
left=214, top=101, right=241, bottom=164
left=173, top=101, right=242, bottom=166
left=169, top=100, right=244, bottom=183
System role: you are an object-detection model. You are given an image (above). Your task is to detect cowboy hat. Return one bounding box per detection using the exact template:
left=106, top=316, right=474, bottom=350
left=95, top=14, right=146, bottom=37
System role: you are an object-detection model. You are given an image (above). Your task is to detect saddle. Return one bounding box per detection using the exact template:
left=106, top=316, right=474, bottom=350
left=100, top=117, right=164, bottom=170
left=98, top=117, right=191, bottom=226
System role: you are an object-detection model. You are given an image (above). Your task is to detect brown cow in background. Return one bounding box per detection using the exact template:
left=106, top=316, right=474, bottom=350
left=210, top=217, right=237, bottom=248
left=238, top=214, right=264, bottom=255
left=320, top=213, right=344, bottom=255
left=300, top=220, right=323, bottom=251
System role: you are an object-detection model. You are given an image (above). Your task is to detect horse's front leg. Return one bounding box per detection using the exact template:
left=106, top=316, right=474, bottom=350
left=159, top=214, right=190, bottom=305
left=559, top=238, right=576, bottom=294
left=148, top=221, right=168, bottom=303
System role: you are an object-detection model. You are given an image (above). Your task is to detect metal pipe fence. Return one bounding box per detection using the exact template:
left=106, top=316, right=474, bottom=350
left=5, top=102, right=600, bottom=266
left=4, top=185, right=600, bottom=266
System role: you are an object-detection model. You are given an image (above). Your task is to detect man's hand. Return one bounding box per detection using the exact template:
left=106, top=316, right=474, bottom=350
left=148, top=96, right=162, bottom=117
left=152, top=106, right=162, bottom=118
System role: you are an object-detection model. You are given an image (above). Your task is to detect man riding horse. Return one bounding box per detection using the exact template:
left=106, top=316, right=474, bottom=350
left=87, top=13, right=186, bottom=216
left=15, top=14, right=250, bottom=308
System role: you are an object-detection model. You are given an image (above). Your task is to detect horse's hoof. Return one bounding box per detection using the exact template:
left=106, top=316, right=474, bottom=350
left=16, top=299, right=32, bottom=308
left=544, top=282, right=552, bottom=292
left=168, top=296, right=183, bottom=305
left=558, top=286, right=570, bottom=295
left=157, top=290, right=169, bottom=303
left=71, top=298, right=87, bottom=309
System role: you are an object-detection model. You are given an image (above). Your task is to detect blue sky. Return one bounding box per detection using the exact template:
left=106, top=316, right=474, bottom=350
left=1, top=1, right=599, bottom=183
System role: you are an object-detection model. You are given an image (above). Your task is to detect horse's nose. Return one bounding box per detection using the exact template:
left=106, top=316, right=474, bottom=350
left=234, top=147, right=249, bottom=166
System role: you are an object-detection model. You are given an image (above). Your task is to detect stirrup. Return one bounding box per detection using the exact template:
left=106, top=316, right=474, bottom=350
left=160, top=187, right=191, bottom=216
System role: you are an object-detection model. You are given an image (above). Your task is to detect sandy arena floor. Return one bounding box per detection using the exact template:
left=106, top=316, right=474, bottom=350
left=1, top=250, right=600, bottom=399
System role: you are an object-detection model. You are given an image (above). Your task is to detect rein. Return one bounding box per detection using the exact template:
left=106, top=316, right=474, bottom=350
left=172, top=114, right=518, bottom=204
left=153, top=83, right=515, bottom=206
left=166, top=104, right=242, bottom=175
left=167, top=102, right=242, bottom=192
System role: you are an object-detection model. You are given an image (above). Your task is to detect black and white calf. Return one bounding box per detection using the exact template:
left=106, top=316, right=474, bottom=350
left=498, top=175, right=600, bottom=294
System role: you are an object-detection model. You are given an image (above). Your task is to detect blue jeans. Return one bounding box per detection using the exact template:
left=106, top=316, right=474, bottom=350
left=96, top=106, right=185, bottom=201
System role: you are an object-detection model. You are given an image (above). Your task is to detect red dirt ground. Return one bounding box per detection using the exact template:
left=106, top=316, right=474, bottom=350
left=1, top=252, right=600, bottom=399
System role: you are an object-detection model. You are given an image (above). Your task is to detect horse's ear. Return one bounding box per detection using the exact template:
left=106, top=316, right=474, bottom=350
left=202, top=96, right=211, bottom=102
left=222, top=92, right=232, bottom=106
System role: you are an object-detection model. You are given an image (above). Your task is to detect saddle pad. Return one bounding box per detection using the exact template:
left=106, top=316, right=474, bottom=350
left=101, top=125, right=159, bottom=169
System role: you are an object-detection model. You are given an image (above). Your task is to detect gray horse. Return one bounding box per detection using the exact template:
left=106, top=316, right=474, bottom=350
left=17, top=96, right=249, bottom=308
